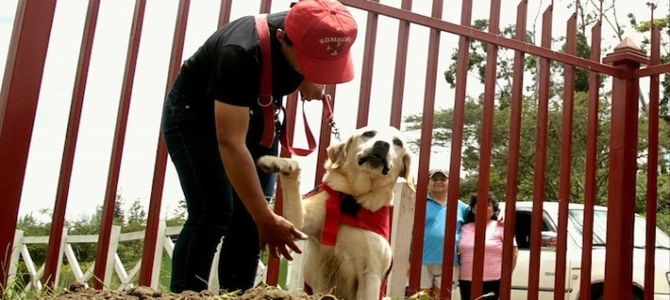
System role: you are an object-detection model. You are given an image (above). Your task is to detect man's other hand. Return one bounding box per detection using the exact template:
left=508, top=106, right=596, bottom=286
left=257, top=212, right=307, bottom=260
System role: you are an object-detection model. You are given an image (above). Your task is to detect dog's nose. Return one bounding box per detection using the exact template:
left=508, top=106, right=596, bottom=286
left=372, top=141, right=390, bottom=155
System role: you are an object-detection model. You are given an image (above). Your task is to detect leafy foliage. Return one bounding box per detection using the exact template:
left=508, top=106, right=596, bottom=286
left=408, top=6, right=670, bottom=231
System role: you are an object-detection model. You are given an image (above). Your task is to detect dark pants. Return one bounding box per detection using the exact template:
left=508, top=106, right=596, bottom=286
left=458, top=279, right=500, bottom=300
left=163, top=75, right=277, bottom=293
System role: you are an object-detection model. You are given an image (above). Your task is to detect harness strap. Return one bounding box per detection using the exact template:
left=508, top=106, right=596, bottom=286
left=255, top=14, right=276, bottom=149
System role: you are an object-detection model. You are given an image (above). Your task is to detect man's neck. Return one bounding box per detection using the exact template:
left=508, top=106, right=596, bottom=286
left=429, top=192, right=448, bottom=205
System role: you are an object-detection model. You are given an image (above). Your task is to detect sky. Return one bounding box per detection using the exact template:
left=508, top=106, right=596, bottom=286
left=0, top=0, right=666, bottom=223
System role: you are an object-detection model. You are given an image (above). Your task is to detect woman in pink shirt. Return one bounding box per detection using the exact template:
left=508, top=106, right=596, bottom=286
left=458, top=193, right=517, bottom=300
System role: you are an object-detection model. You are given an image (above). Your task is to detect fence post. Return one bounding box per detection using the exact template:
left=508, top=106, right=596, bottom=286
left=149, top=219, right=166, bottom=290
left=7, top=230, right=24, bottom=284
left=601, top=37, right=648, bottom=300
left=208, top=242, right=222, bottom=292
left=100, top=226, right=122, bottom=288
left=52, top=228, right=68, bottom=288
left=389, top=181, right=415, bottom=298
left=284, top=240, right=305, bottom=291
left=0, top=0, right=57, bottom=286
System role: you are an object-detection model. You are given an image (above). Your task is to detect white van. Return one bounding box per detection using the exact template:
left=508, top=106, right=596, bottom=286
left=493, top=202, right=670, bottom=300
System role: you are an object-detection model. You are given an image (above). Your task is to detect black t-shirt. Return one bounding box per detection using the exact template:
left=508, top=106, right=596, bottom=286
left=176, top=11, right=304, bottom=144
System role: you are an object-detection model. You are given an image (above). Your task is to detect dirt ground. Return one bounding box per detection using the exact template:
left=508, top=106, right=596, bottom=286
left=47, top=282, right=338, bottom=300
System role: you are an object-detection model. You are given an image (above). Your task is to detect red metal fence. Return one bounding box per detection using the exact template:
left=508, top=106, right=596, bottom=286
left=1, top=0, right=667, bottom=299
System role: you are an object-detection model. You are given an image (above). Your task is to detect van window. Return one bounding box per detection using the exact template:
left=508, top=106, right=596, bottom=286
left=568, top=209, right=670, bottom=249
left=514, top=210, right=555, bottom=250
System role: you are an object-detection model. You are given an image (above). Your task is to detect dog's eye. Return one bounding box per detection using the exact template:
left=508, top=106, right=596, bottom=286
left=393, top=138, right=403, bottom=147
left=362, top=130, right=376, bottom=138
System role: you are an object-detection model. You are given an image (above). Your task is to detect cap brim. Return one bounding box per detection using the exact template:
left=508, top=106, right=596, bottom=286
left=294, top=50, right=354, bottom=84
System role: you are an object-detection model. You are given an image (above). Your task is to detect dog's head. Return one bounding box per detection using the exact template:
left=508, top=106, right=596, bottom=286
left=325, top=126, right=414, bottom=198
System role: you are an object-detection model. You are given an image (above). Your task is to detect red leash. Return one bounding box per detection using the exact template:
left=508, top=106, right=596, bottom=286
left=281, top=94, right=338, bottom=156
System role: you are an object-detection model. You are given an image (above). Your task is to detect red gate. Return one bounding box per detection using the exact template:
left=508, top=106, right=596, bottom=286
left=1, top=0, right=667, bottom=299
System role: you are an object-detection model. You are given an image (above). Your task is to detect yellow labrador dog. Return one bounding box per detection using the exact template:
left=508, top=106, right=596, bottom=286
left=257, top=126, right=413, bottom=300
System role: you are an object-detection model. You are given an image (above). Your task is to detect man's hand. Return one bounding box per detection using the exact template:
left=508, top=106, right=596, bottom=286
left=299, top=80, right=325, bottom=100
left=256, top=212, right=307, bottom=260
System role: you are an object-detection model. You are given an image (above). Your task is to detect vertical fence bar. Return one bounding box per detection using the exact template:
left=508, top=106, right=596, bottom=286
left=43, top=0, right=100, bottom=289
left=315, top=85, right=337, bottom=184
left=93, top=0, right=147, bottom=289
left=437, top=0, right=474, bottom=297
left=356, top=0, right=379, bottom=127
left=139, top=0, right=190, bottom=287
left=528, top=5, right=553, bottom=300
left=389, top=0, right=412, bottom=128
left=259, top=0, right=272, bottom=13
left=470, top=0, right=501, bottom=298
left=601, top=38, right=647, bottom=300
left=404, top=0, right=443, bottom=294
left=266, top=92, right=298, bottom=286
left=500, top=2, right=527, bottom=299
left=218, top=0, right=232, bottom=28
left=579, top=18, right=602, bottom=300
left=553, top=13, right=576, bottom=300
left=0, top=0, right=57, bottom=286
left=643, top=19, right=660, bottom=300
left=257, top=0, right=280, bottom=284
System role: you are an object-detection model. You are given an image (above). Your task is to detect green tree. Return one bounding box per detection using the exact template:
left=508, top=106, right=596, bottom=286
left=406, top=91, right=611, bottom=202
left=166, top=198, right=187, bottom=227
left=409, top=3, right=670, bottom=231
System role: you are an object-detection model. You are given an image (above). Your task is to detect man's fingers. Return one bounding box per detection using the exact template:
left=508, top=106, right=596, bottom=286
left=278, top=246, right=293, bottom=261
left=292, top=228, right=307, bottom=240
left=286, top=239, right=302, bottom=254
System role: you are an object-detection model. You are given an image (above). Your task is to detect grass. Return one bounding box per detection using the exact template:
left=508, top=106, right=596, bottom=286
left=0, top=272, right=69, bottom=300
left=2, top=250, right=292, bottom=297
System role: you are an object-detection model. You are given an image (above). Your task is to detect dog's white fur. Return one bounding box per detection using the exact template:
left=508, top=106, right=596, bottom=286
left=258, top=126, right=413, bottom=300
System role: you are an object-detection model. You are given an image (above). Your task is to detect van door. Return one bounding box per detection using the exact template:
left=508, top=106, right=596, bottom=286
left=511, top=209, right=571, bottom=300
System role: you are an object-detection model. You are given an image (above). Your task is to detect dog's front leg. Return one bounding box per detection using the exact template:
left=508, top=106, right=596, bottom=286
left=357, top=273, right=383, bottom=300
left=257, top=156, right=304, bottom=229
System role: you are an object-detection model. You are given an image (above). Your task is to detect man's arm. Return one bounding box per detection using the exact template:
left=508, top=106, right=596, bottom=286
left=214, top=101, right=306, bottom=259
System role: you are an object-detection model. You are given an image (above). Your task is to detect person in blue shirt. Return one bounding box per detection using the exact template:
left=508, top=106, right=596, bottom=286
left=421, top=168, right=470, bottom=298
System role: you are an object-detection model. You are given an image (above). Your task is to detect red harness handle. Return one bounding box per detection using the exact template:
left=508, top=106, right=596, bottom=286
left=255, top=14, right=276, bottom=149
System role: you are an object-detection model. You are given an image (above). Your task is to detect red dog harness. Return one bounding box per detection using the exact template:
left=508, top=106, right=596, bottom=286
left=304, top=183, right=392, bottom=298
left=315, top=183, right=391, bottom=245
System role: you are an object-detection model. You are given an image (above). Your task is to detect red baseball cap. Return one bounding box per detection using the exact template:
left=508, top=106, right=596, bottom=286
left=285, top=0, right=357, bottom=84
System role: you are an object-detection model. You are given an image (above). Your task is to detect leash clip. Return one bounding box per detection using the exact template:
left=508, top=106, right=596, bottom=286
left=330, top=120, right=341, bottom=142
left=322, top=94, right=341, bottom=142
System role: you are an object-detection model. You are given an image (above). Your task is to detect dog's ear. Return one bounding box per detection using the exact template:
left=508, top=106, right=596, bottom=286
left=327, top=141, right=348, bottom=169
left=401, top=153, right=415, bottom=191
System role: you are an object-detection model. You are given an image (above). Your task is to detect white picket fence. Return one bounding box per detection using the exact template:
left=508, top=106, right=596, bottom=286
left=9, top=182, right=416, bottom=297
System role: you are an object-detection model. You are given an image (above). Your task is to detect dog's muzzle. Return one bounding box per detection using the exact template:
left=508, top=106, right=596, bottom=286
left=358, top=141, right=391, bottom=175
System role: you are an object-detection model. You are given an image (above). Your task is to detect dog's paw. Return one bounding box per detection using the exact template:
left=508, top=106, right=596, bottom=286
left=257, top=156, right=300, bottom=176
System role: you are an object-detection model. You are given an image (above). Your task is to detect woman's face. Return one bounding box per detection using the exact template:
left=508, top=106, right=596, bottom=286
left=473, top=199, right=494, bottom=220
